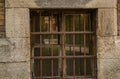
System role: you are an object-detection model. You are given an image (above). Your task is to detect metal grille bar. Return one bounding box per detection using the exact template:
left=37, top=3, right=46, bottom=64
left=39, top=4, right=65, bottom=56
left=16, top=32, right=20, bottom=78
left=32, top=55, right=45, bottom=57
left=30, top=10, right=97, bottom=79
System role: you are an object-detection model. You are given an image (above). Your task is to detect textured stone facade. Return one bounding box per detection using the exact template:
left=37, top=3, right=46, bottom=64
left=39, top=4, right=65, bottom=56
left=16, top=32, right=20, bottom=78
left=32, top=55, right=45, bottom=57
left=0, top=0, right=119, bottom=79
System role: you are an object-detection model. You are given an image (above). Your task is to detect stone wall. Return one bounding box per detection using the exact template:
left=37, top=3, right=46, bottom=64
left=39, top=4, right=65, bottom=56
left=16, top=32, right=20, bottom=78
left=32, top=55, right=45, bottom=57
left=0, top=0, right=119, bottom=79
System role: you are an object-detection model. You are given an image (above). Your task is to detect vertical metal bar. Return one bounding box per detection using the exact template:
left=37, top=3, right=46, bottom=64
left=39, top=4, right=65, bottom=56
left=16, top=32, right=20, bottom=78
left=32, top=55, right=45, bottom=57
left=31, top=15, right=36, bottom=78
left=39, top=13, right=43, bottom=78
left=58, top=14, right=62, bottom=78
left=51, top=13, right=54, bottom=79
left=77, top=14, right=82, bottom=76
left=33, top=16, right=36, bottom=32
left=89, top=14, right=92, bottom=32
left=62, top=12, right=65, bottom=79
left=73, top=15, right=76, bottom=79
left=92, top=35, right=96, bottom=78
left=31, top=10, right=96, bottom=79
left=83, top=14, right=87, bottom=79
left=32, top=16, right=36, bottom=44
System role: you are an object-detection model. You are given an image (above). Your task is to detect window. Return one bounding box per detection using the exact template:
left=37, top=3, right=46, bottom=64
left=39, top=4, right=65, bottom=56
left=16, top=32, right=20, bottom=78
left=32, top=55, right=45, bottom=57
left=30, top=10, right=97, bottom=79
left=117, top=0, right=120, bottom=35
left=0, top=0, right=5, bottom=37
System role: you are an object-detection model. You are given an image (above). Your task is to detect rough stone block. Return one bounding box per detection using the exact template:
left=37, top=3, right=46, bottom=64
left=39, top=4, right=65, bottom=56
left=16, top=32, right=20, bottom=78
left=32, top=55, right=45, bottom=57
left=0, top=38, right=30, bottom=62
left=97, top=9, right=117, bottom=36
left=5, top=0, right=116, bottom=8
left=97, top=36, right=120, bottom=59
left=6, top=8, right=30, bottom=38
left=0, top=62, right=30, bottom=79
left=7, top=37, right=30, bottom=49
left=98, top=59, right=120, bottom=79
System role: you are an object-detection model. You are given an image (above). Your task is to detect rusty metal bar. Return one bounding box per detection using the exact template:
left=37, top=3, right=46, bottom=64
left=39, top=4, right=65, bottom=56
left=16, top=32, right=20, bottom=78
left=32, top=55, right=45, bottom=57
left=39, top=13, right=43, bottom=78
left=51, top=13, right=54, bottom=79
left=31, top=10, right=96, bottom=79
left=31, top=55, right=96, bottom=59
left=83, top=14, right=87, bottom=78
left=62, top=13, right=65, bottom=79
left=73, top=15, right=76, bottom=79
left=31, top=31, right=94, bottom=34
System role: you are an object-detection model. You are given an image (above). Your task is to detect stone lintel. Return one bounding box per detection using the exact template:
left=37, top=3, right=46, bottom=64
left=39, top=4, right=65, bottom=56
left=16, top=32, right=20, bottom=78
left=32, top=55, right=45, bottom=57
left=6, top=0, right=116, bottom=8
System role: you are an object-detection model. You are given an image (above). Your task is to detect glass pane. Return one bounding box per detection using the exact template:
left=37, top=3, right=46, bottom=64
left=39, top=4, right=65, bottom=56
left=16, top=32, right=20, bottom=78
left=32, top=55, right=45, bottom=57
left=86, top=34, right=91, bottom=55
left=65, top=15, right=73, bottom=31
left=75, top=34, right=84, bottom=45
left=53, top=46, right=59, bottom=56
left=31, top=11, right=96, bottom=79
left=33, top=59, right=41, bottom=77
left=75, top=58, right=84, bottom=76
left=52, top=15, right=59, bottom=32
left=85, top=14, right=92, bottom=31
left=74, top=46, right=84, bottom=55
left=42, top=59, right=59, bottom=77
left=42, top=35, right=60, bottom=45
left=53, top=59, right=59, bottom=76
left=65, top=45, right=74, bottom=56
left=65, top=35, right=73, bottom=44
left=75, top=14, right=85, bottom=31
left=86, top=58, right=92, bottom=76
left=34, top=47, right=40, bottom=56
left=74, top=15, right=81, bottom=31
left=42, top=59, right=52, bottom=76
left=41, top=16, right=50, bottom=32
left=32, top=35, right=40, bottom=44
left=66, top=58, right=74, bottom=76
left=31, top=15, right=40, bottom=32
left=42, top=35, right=51, bottom=44
left=42, top=47, right=51, bottom=56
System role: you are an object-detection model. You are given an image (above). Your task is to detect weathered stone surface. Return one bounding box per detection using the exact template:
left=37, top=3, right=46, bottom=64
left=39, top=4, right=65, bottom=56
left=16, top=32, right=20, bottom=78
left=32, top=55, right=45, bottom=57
left=97, top=36, right=120, bottom=59
left=0, top=32, right=5, bottom=38
left=0, top=38, right=30, bottom=62
left=97, top=9, right=117, bottom=36
left=1, top=0, right=119, bottom=79
left=0, top=62, right=30, bottom=79
left=8, top=37, right=30, bottom=62
left=6, top=8, right=30, bottom=38
left=98, top=59, right=120, bottom=79
left=7, top=37, right=30, bottom=49
left=5, top=0, right=116, bottom=8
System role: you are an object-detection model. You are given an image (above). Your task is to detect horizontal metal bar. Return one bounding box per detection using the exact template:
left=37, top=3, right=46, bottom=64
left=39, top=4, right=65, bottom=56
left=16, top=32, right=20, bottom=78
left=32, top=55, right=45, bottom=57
left=31, top=55, right=96, bottom=59
left=33, top=76, right=60, bottom=78
left=31, top=31, right=94, bottom=35
left=32, top=44, right=61, bottom=47
left=32, top=76, right=95, bottom=79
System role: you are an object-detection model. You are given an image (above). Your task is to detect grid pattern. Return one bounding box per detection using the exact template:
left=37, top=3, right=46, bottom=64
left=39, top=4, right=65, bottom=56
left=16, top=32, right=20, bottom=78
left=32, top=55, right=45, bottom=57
left=30, top=10, right=97, bottom=79
left=0, top=0, right=5, bottom=37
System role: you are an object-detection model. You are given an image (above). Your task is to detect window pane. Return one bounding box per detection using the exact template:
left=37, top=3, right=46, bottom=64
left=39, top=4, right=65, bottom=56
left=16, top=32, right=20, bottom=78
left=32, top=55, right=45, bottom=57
left=41, top=16, right=50, bottom=32
left=34, top=47, right=40, bottom=56
left=33, top=59, right=41, bottom=77
left=42, top=59, right=52, bottom=76
left=65, top=15, right=73, bottom=31
left=75, top=58, right=84, bottom=76
left=66, top=58, right=74, bottom=76
left=42, top=47, right=51, bottom=56
left=65, top=35, right=73, bottom=44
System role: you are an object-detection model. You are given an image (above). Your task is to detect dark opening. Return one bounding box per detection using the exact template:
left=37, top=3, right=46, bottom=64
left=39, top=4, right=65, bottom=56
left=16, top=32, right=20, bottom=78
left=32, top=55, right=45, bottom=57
left=30, top=9, right=97, bottom=79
